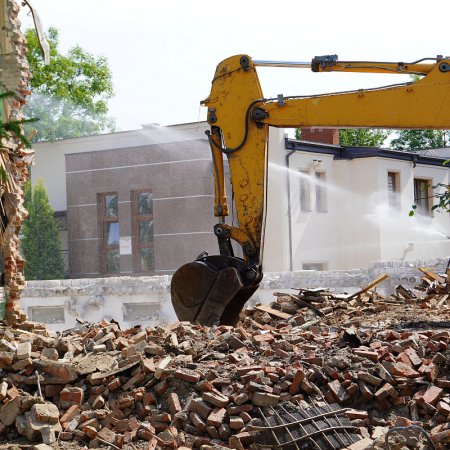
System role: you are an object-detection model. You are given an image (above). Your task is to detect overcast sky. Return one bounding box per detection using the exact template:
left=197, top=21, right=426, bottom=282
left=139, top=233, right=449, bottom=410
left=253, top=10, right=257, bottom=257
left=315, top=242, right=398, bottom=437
left=19, top=0, right=450, bottom=132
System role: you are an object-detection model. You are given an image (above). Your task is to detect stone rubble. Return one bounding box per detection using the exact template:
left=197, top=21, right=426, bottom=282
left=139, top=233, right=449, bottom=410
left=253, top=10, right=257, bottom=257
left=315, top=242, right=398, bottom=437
left=0, top=269, right=448, bottom=449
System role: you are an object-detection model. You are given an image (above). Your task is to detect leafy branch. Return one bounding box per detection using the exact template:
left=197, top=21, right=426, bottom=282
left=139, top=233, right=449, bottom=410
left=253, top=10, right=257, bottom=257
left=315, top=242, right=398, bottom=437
left=410, top=160, right=450, bottom=216
left=0, top=92, right=37, bottom=149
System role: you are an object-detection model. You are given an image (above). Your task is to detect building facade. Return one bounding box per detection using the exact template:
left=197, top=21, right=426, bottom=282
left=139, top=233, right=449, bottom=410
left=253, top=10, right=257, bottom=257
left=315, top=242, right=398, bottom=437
left=264, top=128, right=450, bottom=272
left=32, top=122, right=224, bottom=278
left=32, top=124, right=450, bottom=278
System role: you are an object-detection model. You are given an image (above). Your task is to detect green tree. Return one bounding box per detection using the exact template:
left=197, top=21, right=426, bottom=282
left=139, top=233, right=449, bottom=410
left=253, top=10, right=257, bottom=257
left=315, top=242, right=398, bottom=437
left=0, top=92, right=35, bottom=149
left=391, top=129, right=448, bottom=151
left=24, top=27, right=116, bottom=142
left=21, top=180, right=66, bottom=279
left=295, top=128, right=389, bottom=147
left=339, top=129, right=389, bottom=147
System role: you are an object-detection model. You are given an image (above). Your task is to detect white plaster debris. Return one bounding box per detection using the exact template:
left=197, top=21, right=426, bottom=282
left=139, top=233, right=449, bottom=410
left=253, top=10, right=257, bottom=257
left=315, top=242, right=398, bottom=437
left=16, top=258, right=448, bottom=332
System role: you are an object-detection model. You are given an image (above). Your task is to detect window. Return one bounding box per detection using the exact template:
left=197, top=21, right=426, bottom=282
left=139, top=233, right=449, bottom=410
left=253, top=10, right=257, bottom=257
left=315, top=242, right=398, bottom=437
left=315, top=172, right=327, bottom=212
left=387, top=172, right=400, bottom=209
left=98, top=192, right=120, bottom=274
left=302, top=262, right=327, bottom=271
left=132, top=190, right=154, bottom=273
left=123, top=303, right=159, bottom=322
left=29, top=306, right=65, bottom=324
left=413, top=178, right=432, bottom=215
left=299, top=170, right=311, bottom=212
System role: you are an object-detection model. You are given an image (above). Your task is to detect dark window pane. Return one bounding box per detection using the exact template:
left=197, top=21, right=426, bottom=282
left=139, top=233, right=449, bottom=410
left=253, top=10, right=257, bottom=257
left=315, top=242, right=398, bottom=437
left=139, top=220, right=153, bottom=243
left=30, top=306, right=65, bottom=324
left=414, top=179, right=430, bottom=215
left=106, top=249, right=120, bottom=273
left=139, top=248, right=154, bottom=272
left=138, top=192, right=153, bottom=215
left=105, top=194, right=118, bottom=217
left=106, top=222, right=119, bottom=245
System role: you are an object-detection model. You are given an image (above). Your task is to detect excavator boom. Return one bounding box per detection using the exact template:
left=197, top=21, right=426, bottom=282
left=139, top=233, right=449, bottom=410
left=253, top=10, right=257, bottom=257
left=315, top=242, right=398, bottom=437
left=171, top=54, right=450, bottom=326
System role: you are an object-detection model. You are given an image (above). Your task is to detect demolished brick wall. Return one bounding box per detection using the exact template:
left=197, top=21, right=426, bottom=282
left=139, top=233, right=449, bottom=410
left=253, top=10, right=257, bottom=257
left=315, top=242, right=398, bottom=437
left=0, top=0, right=34, bottom=323
left=0, top=271, right=448, bottom=448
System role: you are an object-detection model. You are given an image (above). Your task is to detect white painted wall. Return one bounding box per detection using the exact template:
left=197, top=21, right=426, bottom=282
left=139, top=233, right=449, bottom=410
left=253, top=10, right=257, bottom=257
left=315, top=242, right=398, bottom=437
left=19, top=258, right=447, bottom=332
left=266, top=137, right=450, bottom=271
left=377, top=159, right=450, bottom=261
left=263, top=128, right=291, bottom=272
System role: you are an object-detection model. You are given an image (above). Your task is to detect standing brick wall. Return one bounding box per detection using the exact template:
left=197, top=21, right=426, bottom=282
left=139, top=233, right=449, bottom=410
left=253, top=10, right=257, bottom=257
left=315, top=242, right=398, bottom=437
left=0, top=0, right=34, bottom=323
left=301, top=127, right=340, bottom=146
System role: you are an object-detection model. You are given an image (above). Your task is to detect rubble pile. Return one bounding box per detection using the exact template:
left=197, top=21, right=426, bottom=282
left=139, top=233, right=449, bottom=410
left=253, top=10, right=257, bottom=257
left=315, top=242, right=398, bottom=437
left=0, top=269, right=449, bottom=449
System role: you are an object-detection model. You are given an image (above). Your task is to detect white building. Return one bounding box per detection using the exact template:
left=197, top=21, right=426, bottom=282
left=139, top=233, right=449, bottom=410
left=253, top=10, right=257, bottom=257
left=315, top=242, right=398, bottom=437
left=265, top=128, right=450, bottom=271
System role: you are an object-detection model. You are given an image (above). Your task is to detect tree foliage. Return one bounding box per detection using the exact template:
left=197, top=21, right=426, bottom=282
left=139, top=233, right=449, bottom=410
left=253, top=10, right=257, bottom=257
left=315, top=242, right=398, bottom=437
left=24, top=27, right=116, bottom=142
left=339, top=129, right=389, bottom=147
left=21, top=180, right=66, bottom=280
left=391, top=129, right=448, bottom=151
left=294, top=128, right=389, bottom=147
left=0, top=92, right=36, bottom=148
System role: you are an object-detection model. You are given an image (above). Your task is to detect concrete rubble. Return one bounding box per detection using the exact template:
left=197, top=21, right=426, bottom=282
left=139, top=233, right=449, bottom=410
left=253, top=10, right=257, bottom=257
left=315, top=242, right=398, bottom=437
left=0, top=268, right=448, bottom=449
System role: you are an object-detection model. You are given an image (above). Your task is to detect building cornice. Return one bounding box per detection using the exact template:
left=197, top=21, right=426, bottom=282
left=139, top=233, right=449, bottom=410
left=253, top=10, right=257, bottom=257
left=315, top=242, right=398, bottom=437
left=285, top=138, right=449, bottom=167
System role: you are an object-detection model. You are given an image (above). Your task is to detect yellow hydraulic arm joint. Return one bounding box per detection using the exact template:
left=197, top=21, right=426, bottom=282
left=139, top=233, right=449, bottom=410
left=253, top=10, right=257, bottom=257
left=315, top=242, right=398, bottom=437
left=202, top=55, right=267, bottom=265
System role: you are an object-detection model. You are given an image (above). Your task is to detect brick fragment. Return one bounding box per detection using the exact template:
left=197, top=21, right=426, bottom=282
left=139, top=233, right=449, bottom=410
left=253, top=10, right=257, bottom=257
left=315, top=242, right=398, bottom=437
left=207, top=407, right=226, bottom=427
left=97, top=427, right=116, bottom=444
left=357, top=371, right=383, bottom=387
left=354, top=349, right=379, bottom=362
left=391, top=362, right=420, bottom=378
left=347, top=437, right=374, bottom=450
left=60, top=405, right=80, bottom=426
left=328, top=380, right=351, bottom=403
left=404, top=348, right=422, bottom=367
left=189, top=398, right=212, bottom=420
left=289, top=368, right=305, bottom=394
left=202, top=391, right=229, bottom=408
left=175, top=368, right=201, bottom=383
left=190, top=412, right=207, bottom=431
left=418, top=385, right=443, bottom=406
left=167, top=392, right=182, bottom=415
left=252, top=392, right=280, bottom=407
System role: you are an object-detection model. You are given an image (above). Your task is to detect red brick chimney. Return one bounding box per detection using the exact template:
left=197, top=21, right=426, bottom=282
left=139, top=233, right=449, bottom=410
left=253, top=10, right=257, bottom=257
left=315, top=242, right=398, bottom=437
left=301, top=127, right=339, bottom=146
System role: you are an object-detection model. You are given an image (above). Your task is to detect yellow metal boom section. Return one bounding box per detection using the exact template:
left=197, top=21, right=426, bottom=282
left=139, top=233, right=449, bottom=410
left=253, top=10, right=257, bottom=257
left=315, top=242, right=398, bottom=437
left=202, top=54, right=450, bottom=266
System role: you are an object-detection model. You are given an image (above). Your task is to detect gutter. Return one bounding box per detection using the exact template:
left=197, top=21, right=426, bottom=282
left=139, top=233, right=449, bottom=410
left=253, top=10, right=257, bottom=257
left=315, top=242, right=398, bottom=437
left=285, top=142, right=296, bottom=272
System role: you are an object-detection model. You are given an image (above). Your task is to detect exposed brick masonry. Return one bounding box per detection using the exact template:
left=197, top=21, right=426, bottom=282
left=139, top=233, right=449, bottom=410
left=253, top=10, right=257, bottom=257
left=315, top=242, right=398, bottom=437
left=0, top=0, right=34, bottom=323
left=301, top=127, right=340, bottom=145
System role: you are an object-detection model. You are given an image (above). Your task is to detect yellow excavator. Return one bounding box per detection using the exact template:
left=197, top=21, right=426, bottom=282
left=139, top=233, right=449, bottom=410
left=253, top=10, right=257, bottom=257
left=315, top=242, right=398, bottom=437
left=171, top=53, right=450, bottom=326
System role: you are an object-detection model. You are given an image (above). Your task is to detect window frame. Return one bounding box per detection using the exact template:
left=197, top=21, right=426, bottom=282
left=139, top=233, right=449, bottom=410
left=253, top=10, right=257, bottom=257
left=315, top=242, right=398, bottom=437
left=315, top=171, right=328, bottom=212
left=302, top=262, right=327, bottom=271
left=387, top=171, right=401, bottom=209
left=98, top=192, right=120, bottom=275
left=131, top=189, right=155, bottom=274
left=413, top=178, right=432, bottom=216
left=299, top=169, right=311, bottom=212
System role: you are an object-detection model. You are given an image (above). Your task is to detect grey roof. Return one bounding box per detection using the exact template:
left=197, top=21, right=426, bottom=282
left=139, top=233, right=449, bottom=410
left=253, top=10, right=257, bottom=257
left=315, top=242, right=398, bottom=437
left=285, top=138, right=449, bottom=167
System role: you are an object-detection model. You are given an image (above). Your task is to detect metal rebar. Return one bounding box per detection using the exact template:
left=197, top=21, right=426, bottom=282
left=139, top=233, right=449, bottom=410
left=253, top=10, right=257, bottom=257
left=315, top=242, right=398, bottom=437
left=256, top=406, right=283, bottom=449
left=254, top=425, right=360, bottom=449
left=250, top=407, right=351, bottom=431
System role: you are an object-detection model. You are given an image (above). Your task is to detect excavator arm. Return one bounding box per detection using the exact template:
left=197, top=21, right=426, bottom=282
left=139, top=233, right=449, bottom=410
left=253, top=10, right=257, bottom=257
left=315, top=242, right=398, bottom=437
left=171, top=54, right=450, bottom=326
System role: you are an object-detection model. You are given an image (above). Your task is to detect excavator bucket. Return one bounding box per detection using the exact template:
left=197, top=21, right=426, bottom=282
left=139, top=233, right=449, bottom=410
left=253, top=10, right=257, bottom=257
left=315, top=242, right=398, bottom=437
left=171, top=255, right=261, bottom=326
